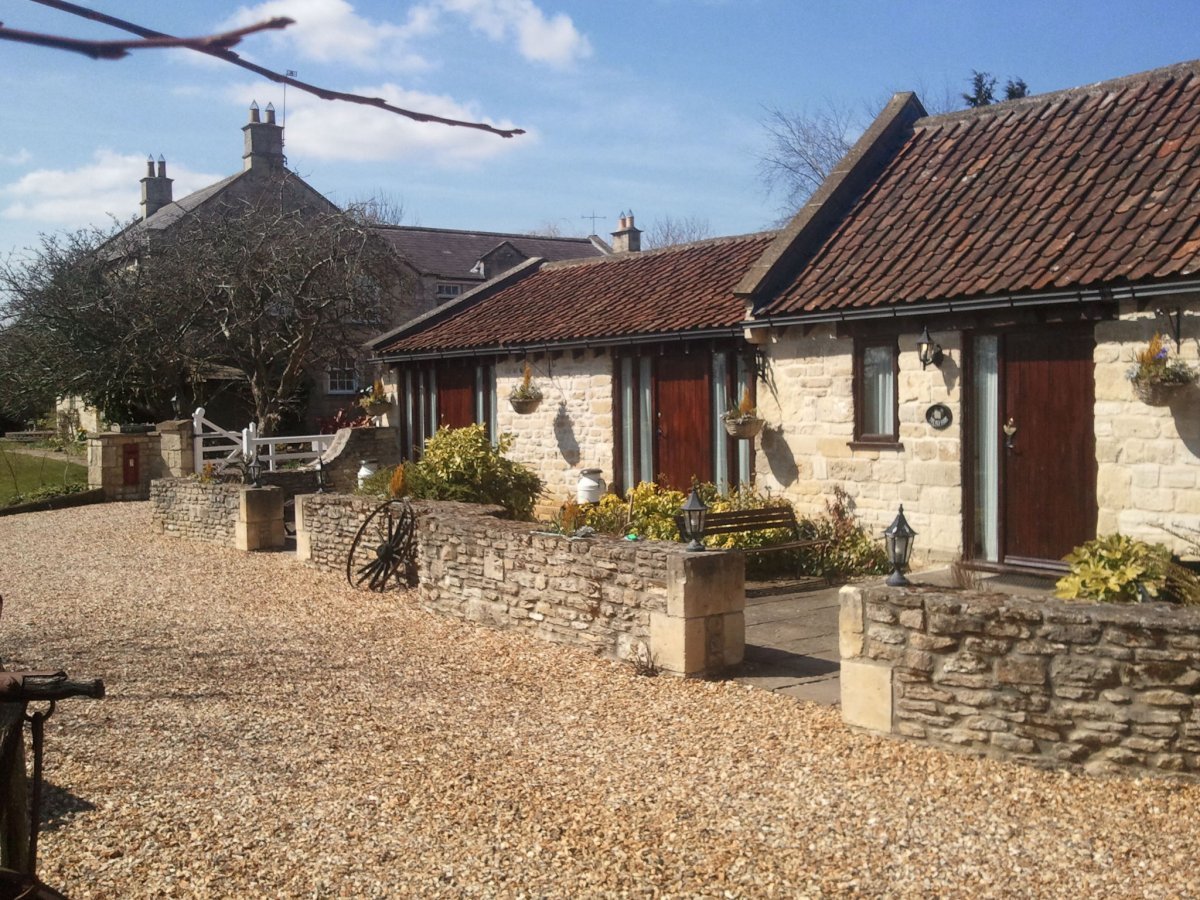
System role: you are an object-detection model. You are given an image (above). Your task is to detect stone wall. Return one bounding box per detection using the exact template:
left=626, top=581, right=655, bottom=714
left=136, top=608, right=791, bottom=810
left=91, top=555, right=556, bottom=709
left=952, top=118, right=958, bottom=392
left=150, top=479, right=242, bottom=545
left=840, top=584, right=1200, bottom=779
left=151, top=478, right=284, bottom=551
left=756, top=326, right=964, bottom=562
left=88, top=432, right=158, bottom=501
left=295, top=494, right=744, bottom=675
left=494, top=354, right=617, bottom=516
left=1094, top=296, right=1200, bottom=557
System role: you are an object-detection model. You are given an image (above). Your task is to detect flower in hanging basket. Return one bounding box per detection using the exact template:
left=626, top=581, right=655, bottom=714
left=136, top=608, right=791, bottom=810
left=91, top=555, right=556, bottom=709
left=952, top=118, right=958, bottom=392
left=358, top=377, right=393, bottom=414
left=1126, top=333, right=1196, bottom=405
left=509, top=360, right=543, bottom=412
left=721, top=386, right=765, bottom=437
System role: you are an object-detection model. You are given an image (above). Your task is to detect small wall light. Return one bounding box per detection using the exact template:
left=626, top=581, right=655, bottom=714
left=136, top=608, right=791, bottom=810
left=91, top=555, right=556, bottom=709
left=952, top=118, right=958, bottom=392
left=883, top=504, right=916, bottom=586
left=680, top=488, right=709, bottom=552
left=315, top=456, right=327, bottom=493
left=917, top=325, right=944, bottom=370
left=246, top=456, right=263, bottom=488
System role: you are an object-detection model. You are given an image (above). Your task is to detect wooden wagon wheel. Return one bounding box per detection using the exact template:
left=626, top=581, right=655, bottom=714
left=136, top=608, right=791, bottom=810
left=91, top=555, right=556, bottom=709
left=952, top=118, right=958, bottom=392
left=346, top=499, right=417, bottom=591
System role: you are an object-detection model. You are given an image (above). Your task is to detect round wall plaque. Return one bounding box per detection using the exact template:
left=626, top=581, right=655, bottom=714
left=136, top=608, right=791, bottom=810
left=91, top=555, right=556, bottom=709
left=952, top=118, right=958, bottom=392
left=925, top=403, right=953, bottom=430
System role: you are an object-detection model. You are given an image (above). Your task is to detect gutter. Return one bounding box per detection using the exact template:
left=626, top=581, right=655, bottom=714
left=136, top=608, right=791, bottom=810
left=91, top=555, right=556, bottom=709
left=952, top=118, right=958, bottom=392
left=740, top=278, right=1200, bottom=331
left=368, top=324, right=746, bottom=364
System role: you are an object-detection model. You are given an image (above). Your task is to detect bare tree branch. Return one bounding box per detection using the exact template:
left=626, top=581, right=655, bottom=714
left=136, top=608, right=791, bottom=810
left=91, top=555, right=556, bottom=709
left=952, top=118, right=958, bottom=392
left=0, top=17, right=293, bottom=60
left=28, top=0, right=525, bottom=138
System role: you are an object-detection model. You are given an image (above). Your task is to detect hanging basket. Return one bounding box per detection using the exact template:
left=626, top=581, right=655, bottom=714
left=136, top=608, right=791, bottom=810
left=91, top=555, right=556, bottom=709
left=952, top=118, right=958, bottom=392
left=509, top=396, right=542, bottom=414
left=1132, top=379, right=1187, bottom=406
left=360, top=399, right=391, bottom=416
left=723, top=416, right=765, bottom=439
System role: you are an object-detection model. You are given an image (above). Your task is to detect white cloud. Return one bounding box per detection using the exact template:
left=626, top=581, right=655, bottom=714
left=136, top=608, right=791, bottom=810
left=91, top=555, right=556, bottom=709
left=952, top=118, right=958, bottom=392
left=0, top=150, right=222, bottom=227
left=239, top=83, right=531, bottom=165
left=434, top=0, right=590, bottom=67
left=224, top=0, right=436, bottom=71
left=0, top=149, right=32, bottom=166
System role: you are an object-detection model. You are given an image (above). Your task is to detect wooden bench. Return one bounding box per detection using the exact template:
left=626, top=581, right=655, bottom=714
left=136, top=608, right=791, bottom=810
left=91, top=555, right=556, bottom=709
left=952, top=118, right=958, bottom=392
left=674, top=505, right=830, bottom=576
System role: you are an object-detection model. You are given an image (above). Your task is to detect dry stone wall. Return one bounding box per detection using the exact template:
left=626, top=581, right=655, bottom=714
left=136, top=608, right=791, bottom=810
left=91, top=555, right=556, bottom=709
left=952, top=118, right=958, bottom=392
left=841, top=584, right=1200, bottom=779
left=150, top=478, right=241, bottom=545
left=295, top=495, right=744, bottom=674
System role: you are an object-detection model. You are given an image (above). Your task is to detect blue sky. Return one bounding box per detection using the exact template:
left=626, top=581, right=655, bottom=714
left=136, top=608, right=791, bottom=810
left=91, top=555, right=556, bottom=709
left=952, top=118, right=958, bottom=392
left=2, top=0, right=1200, bottom=260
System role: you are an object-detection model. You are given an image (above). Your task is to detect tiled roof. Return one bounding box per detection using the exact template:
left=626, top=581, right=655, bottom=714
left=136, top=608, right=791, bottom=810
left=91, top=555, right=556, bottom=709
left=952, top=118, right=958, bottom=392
left=760, top=60, right=1200, bottom=317
left=371, top=226, right=607, bottom=279
left=375, top=233, right=776, bottom=354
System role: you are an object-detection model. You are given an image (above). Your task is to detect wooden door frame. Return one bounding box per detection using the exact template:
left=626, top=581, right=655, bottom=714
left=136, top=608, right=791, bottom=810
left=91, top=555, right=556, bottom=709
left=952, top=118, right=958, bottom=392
left=961, top=324, right=1097, bottom=570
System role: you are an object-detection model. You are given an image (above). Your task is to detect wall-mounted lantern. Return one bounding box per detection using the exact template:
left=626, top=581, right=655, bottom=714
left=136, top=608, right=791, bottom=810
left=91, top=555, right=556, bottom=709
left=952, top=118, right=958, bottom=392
left=883, top=504, right=916, bottom=586
left=917, top=325, right=944, bottom=370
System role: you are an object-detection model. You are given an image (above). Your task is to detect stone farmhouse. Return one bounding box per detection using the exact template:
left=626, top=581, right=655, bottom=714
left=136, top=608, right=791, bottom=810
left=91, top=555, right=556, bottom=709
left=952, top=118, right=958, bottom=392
left=100, top=104, right=601, bottom=429
left=368, top=59, right=1200, bottom=571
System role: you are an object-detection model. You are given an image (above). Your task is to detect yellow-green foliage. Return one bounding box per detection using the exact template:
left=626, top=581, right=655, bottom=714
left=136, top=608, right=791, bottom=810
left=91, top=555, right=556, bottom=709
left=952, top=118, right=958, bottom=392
left=1056, top=533, right=1170, bottom=603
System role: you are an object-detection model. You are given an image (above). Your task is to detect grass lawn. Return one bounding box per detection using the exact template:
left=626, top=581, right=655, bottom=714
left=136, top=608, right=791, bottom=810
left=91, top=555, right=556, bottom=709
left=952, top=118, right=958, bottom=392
left=0, top=441, right=88, bottom=505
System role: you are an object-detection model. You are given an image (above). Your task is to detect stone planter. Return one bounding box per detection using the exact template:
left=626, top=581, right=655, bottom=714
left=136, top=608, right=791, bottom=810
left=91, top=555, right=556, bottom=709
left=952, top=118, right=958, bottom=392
left=1131, top=379, right=1188, bottom=406
left=723, top=416, right=765, bottom=439
left=509, top=396, right=542, bottom=414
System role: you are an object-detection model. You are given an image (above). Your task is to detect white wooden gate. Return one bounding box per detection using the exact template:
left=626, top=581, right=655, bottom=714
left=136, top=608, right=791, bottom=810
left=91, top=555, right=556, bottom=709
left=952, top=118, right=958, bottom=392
left=192, top=408, right=335, bottom=474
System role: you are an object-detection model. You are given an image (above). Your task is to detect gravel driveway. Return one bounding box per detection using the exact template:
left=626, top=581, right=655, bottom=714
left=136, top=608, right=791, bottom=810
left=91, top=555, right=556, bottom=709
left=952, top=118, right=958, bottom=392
left=2, top=502, right=1199, bottom=897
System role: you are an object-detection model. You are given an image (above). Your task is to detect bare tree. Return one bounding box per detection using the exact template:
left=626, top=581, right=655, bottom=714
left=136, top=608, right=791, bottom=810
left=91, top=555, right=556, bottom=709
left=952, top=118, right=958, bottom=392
left=641, top=215, right=714, bottom=250
left=0, top=182, right=411, bottom=431
left=757, top=100, right=857, bottom=217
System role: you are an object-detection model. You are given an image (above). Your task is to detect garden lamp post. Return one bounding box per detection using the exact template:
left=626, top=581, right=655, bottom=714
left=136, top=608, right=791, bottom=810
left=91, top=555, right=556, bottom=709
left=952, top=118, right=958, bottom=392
left=680, top=488, right=709, bottom=552
left=884, top=504, right=916, bottom=586
left=246, top=455, right=263, bottom=488
left=315, top=456, right=327, bottom=493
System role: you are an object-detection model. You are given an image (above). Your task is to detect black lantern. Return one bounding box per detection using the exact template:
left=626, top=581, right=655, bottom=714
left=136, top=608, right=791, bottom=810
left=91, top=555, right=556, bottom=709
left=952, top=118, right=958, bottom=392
left=315, top=456, right=327, bottom=493
left=680, top=488, right=709, bottom=552
left=917, top=325, right=944, bottom=370
left=883, top=504, right=916, bottom=586
left=246, top=456, right=263, bottom=488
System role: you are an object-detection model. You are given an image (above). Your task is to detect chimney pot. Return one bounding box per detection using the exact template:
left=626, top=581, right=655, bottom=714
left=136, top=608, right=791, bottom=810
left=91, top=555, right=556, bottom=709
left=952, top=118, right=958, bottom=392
left=145, top=157, right=155, bottom=177
left=156, top=157, right=166, bottom=178
left=249, top=101, right=260, bottom=123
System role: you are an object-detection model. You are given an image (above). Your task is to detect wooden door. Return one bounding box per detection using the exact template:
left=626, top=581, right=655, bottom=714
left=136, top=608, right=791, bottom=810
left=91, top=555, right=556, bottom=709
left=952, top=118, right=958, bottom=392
left=1001, top=329, right=1096, bottom=566
left=437, top=366, right=475, bottom=429
left=653, top=353, right=712, bottom=490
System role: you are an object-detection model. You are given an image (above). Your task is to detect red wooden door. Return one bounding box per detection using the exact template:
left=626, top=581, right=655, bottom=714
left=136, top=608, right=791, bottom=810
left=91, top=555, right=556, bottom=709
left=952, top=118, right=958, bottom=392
left=653, top=353, right=712, bottom=491
left=437, top=366, right=475, bottom=429
left=1002, top=329, right=1096, bottom=566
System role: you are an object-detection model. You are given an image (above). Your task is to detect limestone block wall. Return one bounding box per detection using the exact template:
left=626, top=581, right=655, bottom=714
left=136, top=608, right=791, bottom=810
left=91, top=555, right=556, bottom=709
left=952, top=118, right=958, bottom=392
left=756, top=325, right=964, bottom=562
left=151, top=479, right=284, bottom=551
left=841, top=584, right=1200, bottom=779
left=494, top=354, right=615, bottom=516
left=88, top=432, right=158, bottom=501
left=1094, top=297, right=1200, bottom=556
left=295, top=494, right=744, bottom=675
left=150, top=479, right=241, bottom=544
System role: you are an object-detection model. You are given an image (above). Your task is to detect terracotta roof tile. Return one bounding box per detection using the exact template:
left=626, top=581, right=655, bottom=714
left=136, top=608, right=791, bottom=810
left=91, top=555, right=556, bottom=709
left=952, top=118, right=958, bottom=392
left=761, top=61, right=1200, bottom=316
left=376, top=233, right=776, bottom=355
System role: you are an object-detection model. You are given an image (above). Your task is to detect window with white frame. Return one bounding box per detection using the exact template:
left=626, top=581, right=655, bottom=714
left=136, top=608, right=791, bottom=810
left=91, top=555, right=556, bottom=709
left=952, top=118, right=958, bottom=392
left=435, top=282, right=462, bottom=299
left=328, top=359, right=359, bottom=394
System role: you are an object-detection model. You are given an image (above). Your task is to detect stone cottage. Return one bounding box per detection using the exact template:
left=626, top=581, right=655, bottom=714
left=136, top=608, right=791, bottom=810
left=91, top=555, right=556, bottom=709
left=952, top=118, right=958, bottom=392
left=369, top=60, right=1200, bottom=572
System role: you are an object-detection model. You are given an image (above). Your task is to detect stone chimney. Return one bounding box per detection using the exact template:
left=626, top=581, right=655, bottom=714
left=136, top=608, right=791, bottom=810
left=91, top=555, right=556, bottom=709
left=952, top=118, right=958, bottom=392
left=242, top=101, right=284, bottom=172
left=140, top=154, right=173, bottom=220
left=611, top=211, right=642, bottom=253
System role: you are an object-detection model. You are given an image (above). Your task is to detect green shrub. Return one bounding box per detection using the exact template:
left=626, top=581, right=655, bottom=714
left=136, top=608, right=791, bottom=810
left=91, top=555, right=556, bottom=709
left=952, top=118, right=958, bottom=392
left=1056, top=533, right=1200, bottom=605
left=575, top=481, right=887, bottom=580
left=379, top=425, right=543, bottom=520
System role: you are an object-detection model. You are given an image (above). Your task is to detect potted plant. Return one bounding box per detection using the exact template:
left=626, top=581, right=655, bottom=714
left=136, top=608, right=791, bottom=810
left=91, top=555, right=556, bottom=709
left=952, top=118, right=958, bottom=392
left=509, top=360, right=543, bottom=414
left=722, top=386, right=765, bottom=438
left=1127, top=332, right=1196, bottom=405
left=358, top=377, right=392, bottom=416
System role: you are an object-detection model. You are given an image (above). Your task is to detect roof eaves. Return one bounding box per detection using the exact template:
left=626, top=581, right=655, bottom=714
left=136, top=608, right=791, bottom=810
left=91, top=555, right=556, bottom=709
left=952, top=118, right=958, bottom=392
left=735, top=91, right=927, bottom=313
left=364, top=256, right=546, bottom=351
